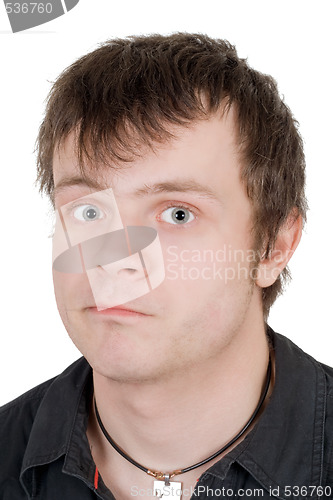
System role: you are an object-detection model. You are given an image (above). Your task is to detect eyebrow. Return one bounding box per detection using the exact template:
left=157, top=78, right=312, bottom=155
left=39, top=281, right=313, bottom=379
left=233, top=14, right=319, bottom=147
left=54, top=176, right=106, bottom=198
left=133, top=180, right=220, bottom=201
left=54, top=176, right=220, bottom=202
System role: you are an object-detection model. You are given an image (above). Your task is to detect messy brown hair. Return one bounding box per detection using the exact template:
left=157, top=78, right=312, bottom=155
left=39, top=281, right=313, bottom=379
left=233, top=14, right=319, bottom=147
left=36, top=32, right=307, bottom=318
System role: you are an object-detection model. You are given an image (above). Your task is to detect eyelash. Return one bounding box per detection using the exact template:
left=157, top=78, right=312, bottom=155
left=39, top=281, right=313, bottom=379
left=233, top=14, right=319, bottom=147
left=62, top=200, right=197, bottom=225
left=157, top=202, right=197, bottom=224
left=64, top=202, right=106, bottom=222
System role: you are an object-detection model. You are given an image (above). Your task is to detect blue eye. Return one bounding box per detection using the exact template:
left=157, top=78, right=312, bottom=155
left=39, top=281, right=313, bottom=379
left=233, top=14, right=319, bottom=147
left=73, top=204, right=102, bottom=222
left=160, top=206, right=194, bottom=225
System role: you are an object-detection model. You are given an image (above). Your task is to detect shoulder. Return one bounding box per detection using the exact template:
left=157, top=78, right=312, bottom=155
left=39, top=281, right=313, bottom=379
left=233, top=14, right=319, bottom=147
left=0, top=356, right=88, bottom=430
left=320, top=360, right=333, bottom=388
left=272, top=329, right=333, bottom=405
left=0, top=377, right=55, bottom=454
left=0, top=357, right=89, bottom=490
left=0, top=376, right=56, bottom=493
left=271, top=329, right=333, bottom=482
left=274, top=329, right=333, bottom=389
left=319, top=361, right=333, bottom=483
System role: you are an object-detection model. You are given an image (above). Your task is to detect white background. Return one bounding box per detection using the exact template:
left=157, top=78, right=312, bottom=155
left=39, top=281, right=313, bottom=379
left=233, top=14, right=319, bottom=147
left=0, top=0, right=332, bottom=405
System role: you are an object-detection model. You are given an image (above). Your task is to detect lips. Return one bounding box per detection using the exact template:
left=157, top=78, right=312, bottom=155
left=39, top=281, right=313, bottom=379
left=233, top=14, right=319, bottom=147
left=87, top=305, right=149, bottom=315
left=105, top=306, right=146, bottom=314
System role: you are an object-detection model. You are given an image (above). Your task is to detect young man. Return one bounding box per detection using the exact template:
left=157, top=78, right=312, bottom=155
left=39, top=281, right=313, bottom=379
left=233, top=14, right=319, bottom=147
left=1, top=33, right=332, bottom=499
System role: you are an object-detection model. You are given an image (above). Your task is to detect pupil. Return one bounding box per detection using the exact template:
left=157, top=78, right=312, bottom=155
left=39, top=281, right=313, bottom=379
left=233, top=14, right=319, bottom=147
left=173, top=208, right=187, bottom=223
left=175, top=210, right=185, bottom=220
left=85, top=207, right=97, bottom=220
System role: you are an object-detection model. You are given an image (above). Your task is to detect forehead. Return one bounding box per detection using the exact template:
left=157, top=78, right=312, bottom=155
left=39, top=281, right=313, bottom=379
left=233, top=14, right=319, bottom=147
left=52, top=110, right=241, bottom=201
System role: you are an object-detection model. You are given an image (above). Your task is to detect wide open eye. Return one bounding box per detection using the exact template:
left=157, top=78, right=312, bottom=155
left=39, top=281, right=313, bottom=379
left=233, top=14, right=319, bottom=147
left=73, top=204, right=102, bottom=222
left=160, top=206, right=195, bottom=225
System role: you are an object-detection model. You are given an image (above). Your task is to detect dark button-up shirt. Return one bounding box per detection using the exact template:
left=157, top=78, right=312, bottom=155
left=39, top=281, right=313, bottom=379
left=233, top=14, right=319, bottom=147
left=1, top=328, right=332, bottom=499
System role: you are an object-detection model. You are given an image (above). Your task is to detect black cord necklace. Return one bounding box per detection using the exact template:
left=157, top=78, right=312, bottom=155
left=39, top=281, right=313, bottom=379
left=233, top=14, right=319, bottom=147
left=94, top=358, right=271, bottom=491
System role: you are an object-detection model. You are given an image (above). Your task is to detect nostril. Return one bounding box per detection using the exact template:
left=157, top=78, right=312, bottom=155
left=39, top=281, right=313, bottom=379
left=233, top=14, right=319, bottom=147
left=117, top=268, right=137, bottom=275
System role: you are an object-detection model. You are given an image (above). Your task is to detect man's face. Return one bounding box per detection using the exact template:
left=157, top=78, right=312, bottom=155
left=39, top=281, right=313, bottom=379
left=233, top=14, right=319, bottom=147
left=53, top=110, right=262, bottom=383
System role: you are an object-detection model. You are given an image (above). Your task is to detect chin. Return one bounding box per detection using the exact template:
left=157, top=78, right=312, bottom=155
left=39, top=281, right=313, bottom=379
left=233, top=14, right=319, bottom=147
left=86, top=345, right=172, bottom=384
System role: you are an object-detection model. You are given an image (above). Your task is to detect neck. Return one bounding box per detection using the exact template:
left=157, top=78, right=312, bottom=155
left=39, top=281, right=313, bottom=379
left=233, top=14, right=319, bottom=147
left=90, top=318, right=270, bottom=474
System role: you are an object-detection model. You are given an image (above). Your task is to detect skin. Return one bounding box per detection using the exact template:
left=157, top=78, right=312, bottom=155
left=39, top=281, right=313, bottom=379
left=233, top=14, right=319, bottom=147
left=52, top=109, right=302, bottom=499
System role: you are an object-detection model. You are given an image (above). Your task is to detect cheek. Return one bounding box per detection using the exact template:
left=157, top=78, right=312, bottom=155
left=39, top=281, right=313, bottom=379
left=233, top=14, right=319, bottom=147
left=161, top=216, right=255, bottom=288
left=52, top=270, right=93, bottom=310
left=161, top=244, right=255, bottom=336
left=163, top=250, right=253, bottom=293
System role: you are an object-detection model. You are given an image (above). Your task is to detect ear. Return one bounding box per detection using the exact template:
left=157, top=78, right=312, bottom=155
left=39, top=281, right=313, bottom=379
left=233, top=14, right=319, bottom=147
left=256, top=211, right=303, bottom=288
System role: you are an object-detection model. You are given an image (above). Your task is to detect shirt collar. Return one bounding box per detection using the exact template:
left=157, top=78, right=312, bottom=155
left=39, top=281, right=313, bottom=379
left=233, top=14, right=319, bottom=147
left=20, top=328, right=327, bottom=500
left=20, top=357, right=94, bottom=496
left=204, top=327, right=327, bottom=499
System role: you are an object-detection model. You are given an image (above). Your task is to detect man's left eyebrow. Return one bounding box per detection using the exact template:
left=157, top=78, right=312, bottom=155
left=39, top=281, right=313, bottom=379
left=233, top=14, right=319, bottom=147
left=54, top=176, right=105, bottom=197
left=133, top=180, right=220, bottom=201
